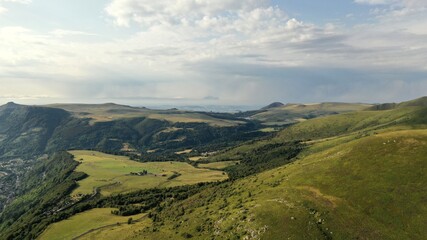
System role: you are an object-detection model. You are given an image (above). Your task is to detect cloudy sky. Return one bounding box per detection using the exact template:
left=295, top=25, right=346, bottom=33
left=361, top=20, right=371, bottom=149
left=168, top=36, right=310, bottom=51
left=0, top=0, right=426, bottom=106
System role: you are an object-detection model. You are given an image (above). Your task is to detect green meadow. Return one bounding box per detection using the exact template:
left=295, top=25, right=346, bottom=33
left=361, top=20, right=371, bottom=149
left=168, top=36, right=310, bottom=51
left=198, top=161, right=240, bottom=170
left=70, top=150, right=227, bottom=196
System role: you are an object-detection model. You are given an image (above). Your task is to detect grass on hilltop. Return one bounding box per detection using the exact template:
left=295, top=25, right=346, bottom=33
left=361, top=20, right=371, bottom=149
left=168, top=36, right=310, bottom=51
left=70, top=150, right=227, bottom=196
left=188, top=156, right=207, bottom=161
left=198, top=161, right=240, bottom=170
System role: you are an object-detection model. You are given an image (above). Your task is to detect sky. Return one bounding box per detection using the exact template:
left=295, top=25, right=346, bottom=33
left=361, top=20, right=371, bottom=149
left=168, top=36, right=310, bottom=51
left=0, top=0, right=426, bottom=106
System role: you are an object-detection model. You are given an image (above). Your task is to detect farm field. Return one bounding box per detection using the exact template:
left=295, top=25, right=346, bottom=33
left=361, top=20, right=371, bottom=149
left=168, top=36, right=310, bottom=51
left=69, top=150, right=228, bottom=196
left=198, top=161, right=240, bottom=170
left=188, top=156, right=207, bottom=161
left=175, top=149, right=192, bottom=155
left=38, top=208, right=147, bottom=240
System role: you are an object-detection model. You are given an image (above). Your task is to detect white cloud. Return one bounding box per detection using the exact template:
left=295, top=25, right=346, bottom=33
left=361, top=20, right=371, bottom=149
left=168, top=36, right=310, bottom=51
left=355, top=0, right=427, bottom=6
left=354, top=0, right=395, bottom=5
left=50, top=29, right=97, bottom=38
left=0, top=0, right=32, bottom=4
left=0, top=5, right=7, bottom=14
left=105, top=0, right=268, bottom=27
left=0, top=0, right=32, bottom=16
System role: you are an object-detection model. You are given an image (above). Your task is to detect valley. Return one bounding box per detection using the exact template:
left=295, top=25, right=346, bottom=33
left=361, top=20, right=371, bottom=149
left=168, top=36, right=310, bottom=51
left=0, top=97, right=426, bottom=239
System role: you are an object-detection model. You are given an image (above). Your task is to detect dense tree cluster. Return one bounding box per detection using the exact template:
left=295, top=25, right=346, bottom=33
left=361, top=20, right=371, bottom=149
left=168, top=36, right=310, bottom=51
left=224, top=141, right=303, bottom=179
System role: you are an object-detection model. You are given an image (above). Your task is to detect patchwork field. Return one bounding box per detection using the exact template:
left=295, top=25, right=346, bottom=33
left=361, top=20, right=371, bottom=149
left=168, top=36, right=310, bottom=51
left=70, top=150, right=228, bottom=196
left=175, top=149, right=193, bottom=155
left=198, top=161, right=240, bottom=170
left=188, top=156, right=207, bottom=161
left=38, top=208, right=148, bottom=240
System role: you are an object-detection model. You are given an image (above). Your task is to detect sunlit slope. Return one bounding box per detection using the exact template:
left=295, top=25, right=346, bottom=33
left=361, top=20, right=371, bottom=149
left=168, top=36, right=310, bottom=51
left=277, top=106, right=427, bottom=142
left=250, top=102, right=372, bottom=125
left=210, top=104, right=427, bottom=163
left=70, top=150, right=227, bottom=196
left=38, top=208, right=148, bottom=240
left=127, top=129, right=427, bottom=239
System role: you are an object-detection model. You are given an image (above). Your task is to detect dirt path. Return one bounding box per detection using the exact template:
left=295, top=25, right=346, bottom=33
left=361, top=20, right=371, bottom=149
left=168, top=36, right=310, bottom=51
left=296, top=186, right=341, bottom=208
left=72, top=214, right=148, bottom=240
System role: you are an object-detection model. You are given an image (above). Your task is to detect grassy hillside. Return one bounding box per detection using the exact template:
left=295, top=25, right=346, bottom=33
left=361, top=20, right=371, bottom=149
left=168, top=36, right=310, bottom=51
left=215, top=104, right=426, bottom=162
left=368, top=96, right=427, bottom=110
left=198, top=161, right=240, bottom=170
left=249, top=102, right=372, bottom=126
left=0, top=102, right=70, bottom=159
left=119, top=129, right=427, bottom=239
left=276, top=106, right=427, bottom=142
left=45, top=114, right=265, bottom=156
left=70, top=150, right=227, bottom=196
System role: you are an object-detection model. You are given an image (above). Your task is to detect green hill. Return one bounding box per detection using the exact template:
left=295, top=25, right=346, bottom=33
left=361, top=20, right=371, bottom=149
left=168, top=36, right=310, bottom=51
left=0, top=102, right=265, bottom=160
left=261, top=102, right=285, bottom=110
left=368, top=96, right=427, bottom=111
left=0, top=102, right=70, bottom=159
left=399, top=96, right=427, bottom=107
left=47, top=103, right=242, bottom=127
left=131, top=129, right=427, bottom=239
left=249, top=102, right=373, bottom=126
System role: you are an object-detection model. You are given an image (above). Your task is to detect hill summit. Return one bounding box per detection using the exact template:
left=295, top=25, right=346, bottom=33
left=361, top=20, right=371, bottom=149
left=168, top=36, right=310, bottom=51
left=261, top=102, right=284, bottom=110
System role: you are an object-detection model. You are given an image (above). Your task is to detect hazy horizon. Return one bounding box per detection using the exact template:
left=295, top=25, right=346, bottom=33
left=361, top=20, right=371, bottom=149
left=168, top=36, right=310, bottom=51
left=2, top=95, right=425, bottom=112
